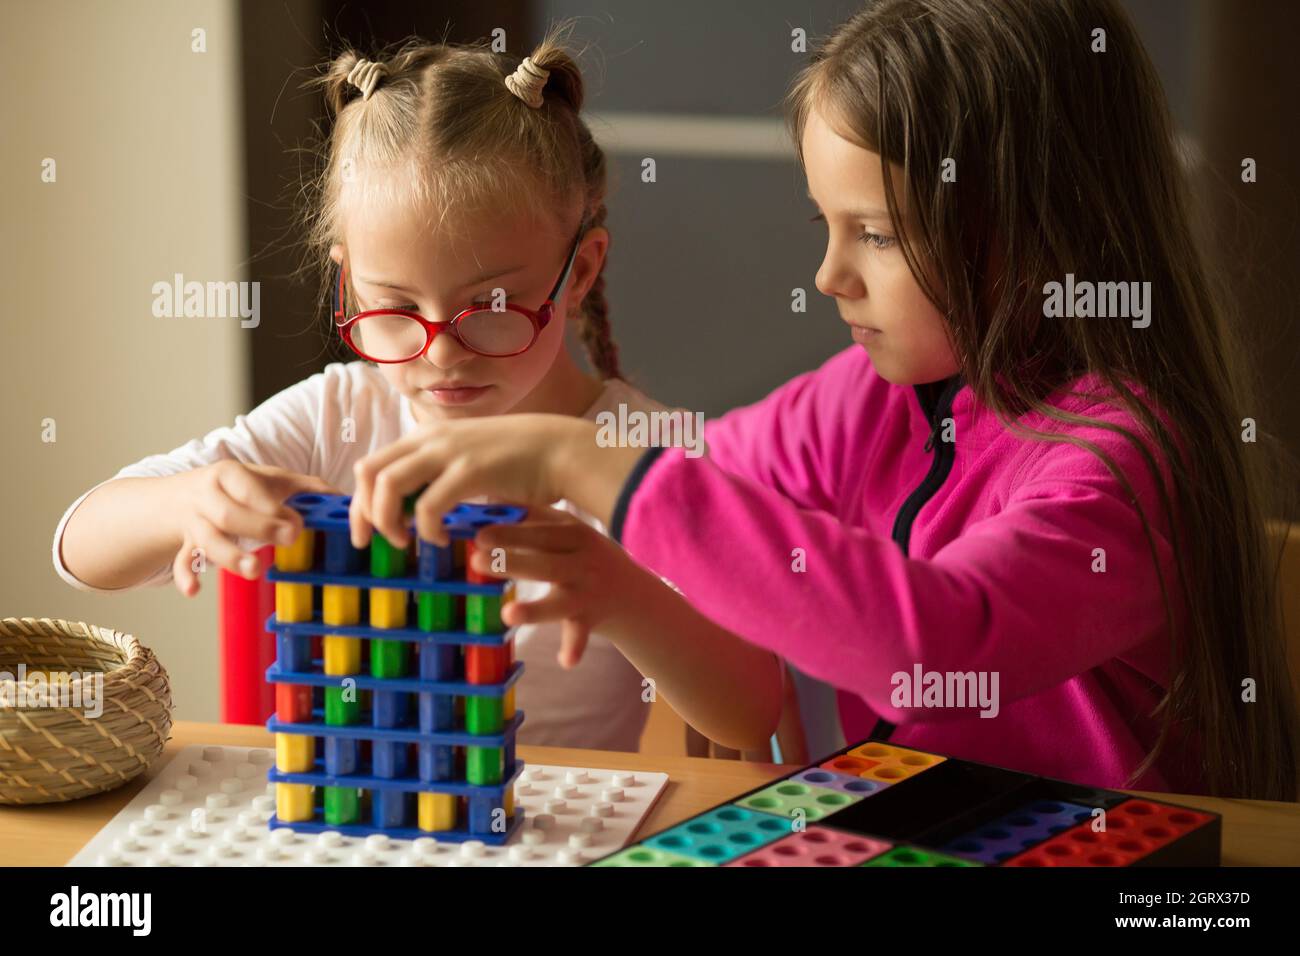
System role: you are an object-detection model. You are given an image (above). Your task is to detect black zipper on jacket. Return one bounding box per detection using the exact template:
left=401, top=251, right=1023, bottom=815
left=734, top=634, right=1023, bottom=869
left=866, top=374, right=965, bottom=742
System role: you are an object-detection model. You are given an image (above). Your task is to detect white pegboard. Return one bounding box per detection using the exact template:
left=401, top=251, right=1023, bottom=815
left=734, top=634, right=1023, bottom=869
left=68, top=745, right=668, bottom=867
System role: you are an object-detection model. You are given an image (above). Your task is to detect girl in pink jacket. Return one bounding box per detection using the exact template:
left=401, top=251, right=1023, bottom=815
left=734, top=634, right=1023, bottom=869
left=350, top=0, right=1298, bottom=799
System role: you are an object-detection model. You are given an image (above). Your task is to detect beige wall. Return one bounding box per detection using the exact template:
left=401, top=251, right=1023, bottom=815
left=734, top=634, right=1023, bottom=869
left=1, top=0, right=246, bottom=720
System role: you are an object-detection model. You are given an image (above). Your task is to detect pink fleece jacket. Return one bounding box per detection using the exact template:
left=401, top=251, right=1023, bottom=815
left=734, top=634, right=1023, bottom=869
left=614, top=346, right=1195, bottom=792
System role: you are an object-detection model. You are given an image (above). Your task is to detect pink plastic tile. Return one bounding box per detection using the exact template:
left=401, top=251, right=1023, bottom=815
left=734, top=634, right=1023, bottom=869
left=724, top=826, right=892, bottom=867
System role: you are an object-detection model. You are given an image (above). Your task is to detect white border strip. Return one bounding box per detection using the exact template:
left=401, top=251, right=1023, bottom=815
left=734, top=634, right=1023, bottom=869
left=586, top=111, right=794, bottom=160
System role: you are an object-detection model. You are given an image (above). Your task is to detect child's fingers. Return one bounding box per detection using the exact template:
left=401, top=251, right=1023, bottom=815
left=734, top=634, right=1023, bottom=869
left=559, top=617, right=591, bottom=670
left=502, top=586, right=584, bottom=627
left=223, top=466, right=315, bottom=539
left=220, top=473, right=309, bottom=546
left=199, top=491, right=297, bottom=547
left=370, top=449, right=441, bottom=548
left=474, top=519, right=584, bottom=556
left=411, top=467, right=487, bottom=549
left=493, top=504, right=573, bottom=526
left=256, top=466, right=342, bottom=503
left=349, top=460, right=375, bottom=550
left=191, top=516, right=261, bottom=580
left=350, top=439, right=416, bottom=548
left=173, top=536, right=200, bottom=597
left=472, top=546, right=576, bottom=585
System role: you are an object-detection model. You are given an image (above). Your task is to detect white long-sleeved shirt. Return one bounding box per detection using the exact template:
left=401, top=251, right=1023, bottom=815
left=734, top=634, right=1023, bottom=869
left=53, top=361, right=660, bottom=751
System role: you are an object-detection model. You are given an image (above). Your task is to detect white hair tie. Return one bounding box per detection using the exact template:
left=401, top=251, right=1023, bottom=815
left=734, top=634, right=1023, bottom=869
left=347, top=58, right=387, bottom=101
left=505, top=56, right=549, bottom=108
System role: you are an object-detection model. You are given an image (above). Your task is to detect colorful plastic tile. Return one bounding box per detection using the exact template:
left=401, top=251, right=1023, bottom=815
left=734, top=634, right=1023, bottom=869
left=863, top=846, right=981, bottom=867
left=1002, top=798, right=1217, bottom=867
left=822, top=742, right=946, bottom=784
left=789, top=767, right=889, bottom=798
left=591, top=846, right=714, bottom=867
left=643, top=805, right=795, bottom=863
left=726, top=826, right=893, bottom=867
left=736, top=779, right=863, bottom=822
left=941, top=800, right=1094, bottom=864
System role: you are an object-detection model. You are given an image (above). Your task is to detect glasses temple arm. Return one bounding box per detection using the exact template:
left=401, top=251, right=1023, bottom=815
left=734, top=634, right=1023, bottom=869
left=545, top=218, right=588, bottom=304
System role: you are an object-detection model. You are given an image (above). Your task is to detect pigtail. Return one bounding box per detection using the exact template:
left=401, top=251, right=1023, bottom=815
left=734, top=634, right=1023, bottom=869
left=576, top=195, right=621, bottom=380
left=577, top=209, right=621, bottom=380
left=319, top=50, right=366, bottom=117
left=312, top=41, right=450, bottom=118
left=504, top=25, right=619, bottom=380
left=525, top=43, right=585, bottom=113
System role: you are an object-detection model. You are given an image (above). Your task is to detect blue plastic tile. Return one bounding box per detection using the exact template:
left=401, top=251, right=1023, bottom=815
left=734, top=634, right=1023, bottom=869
left=644, top=805, right=795, bottom=863
left=789, top=767, right=889, bottom=798
left=942, top=800, right=1094, bottom=864
left=284, top=493, right=526, bottom=539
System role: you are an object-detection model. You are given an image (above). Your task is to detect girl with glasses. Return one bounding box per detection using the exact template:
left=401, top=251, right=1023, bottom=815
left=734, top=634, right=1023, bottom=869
left=54, top=27, right=782, bottom=754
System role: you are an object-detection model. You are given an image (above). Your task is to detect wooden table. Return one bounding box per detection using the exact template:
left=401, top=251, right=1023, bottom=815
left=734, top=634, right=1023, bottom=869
left=2, top=721, right=1297, bottom=865
left=0, top=721, right=788, bottom=866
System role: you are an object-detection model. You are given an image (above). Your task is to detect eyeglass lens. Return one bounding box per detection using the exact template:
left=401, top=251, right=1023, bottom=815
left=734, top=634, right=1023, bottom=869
left=350, top=308, right=536, bottom=359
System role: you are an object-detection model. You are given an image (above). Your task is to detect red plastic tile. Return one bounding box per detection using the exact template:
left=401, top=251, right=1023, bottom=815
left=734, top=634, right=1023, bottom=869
left=820, top=755, right=881, bottom=776
left=275, top=682, right=312, bottom=723
left=1003, top=798, right=1215, bottom=867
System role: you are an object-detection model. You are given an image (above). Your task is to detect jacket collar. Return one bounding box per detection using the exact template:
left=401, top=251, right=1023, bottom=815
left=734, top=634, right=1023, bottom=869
left=913, top=373, right=966, bottom=428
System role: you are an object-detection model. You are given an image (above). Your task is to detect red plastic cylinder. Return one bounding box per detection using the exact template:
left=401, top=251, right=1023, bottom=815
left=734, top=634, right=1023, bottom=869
left=218, top=544, right=277, bottom=724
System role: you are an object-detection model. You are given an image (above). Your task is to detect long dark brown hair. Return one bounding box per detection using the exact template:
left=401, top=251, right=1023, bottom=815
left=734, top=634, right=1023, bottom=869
left=789, top=0, right=1297, bottom=799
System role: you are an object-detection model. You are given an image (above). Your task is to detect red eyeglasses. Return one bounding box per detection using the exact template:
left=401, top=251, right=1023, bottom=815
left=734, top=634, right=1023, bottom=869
left=333, top=219, right=586, bottom=362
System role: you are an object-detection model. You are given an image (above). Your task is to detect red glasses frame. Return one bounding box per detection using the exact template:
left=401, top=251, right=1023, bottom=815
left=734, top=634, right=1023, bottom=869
left=333, top=218, right=587, bottom=362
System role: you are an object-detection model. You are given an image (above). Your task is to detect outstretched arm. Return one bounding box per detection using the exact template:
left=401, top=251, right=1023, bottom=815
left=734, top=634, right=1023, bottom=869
left=473, top=508, right=783, bottom=752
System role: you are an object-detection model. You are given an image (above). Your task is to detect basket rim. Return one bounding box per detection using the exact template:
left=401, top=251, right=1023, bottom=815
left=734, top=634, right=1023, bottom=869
left=0, top=616, right=172, bottom=808
left=0, top=617, right=146, bottom=690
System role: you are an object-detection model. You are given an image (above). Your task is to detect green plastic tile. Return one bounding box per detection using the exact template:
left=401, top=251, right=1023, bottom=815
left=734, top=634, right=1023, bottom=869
left=465, top=695, right=504, bottom=734
left=466, top=593, right=503, bottom=634
left=591, top=845, right=715, bottom=867
left=370, top=533, right=407, bottom=577
left=370, top=638, right=409, bottom=678
left=862, top=846, right=982, bottom=867
left=417, top=591, right=455, bottom=630
left=736, top=780, right=864, bottom=821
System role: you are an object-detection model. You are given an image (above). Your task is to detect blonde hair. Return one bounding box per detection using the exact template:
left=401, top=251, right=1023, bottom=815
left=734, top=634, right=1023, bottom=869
left=299, top=25, right=621, bottom=379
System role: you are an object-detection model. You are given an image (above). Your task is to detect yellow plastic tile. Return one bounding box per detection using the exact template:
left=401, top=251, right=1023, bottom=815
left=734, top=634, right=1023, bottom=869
left=369, top=588, right=408, bottom=629
left=274, top=529, right=315, bottom=572
left=844, top=742, right=946, bottom=782
left=275, top=582, right=313, bottom=623
left=323, top=635, right=361, bottom=675
left=418, top=792, right=457, bottom=832
left=276, top=782, right=314, bottom=822
left=276, top=732, right=314, bottom=773
left=322, top=585, right=360, bottom=626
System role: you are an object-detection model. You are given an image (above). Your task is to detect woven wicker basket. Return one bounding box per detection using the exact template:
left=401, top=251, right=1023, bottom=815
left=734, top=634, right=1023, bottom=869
left=0, top=617, right=172, bottom=804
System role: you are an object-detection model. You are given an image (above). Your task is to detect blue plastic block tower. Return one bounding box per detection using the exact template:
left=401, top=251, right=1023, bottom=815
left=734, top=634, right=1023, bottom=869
left=264, top=492, right=527, bottom=844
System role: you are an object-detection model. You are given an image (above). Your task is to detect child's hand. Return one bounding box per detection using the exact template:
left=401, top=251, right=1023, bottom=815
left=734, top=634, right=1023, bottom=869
left=469, top=507, right=639, bottom=669
left=169, top=461, right=339, bottom=596
left=348, top=414, right=627, bottom=550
